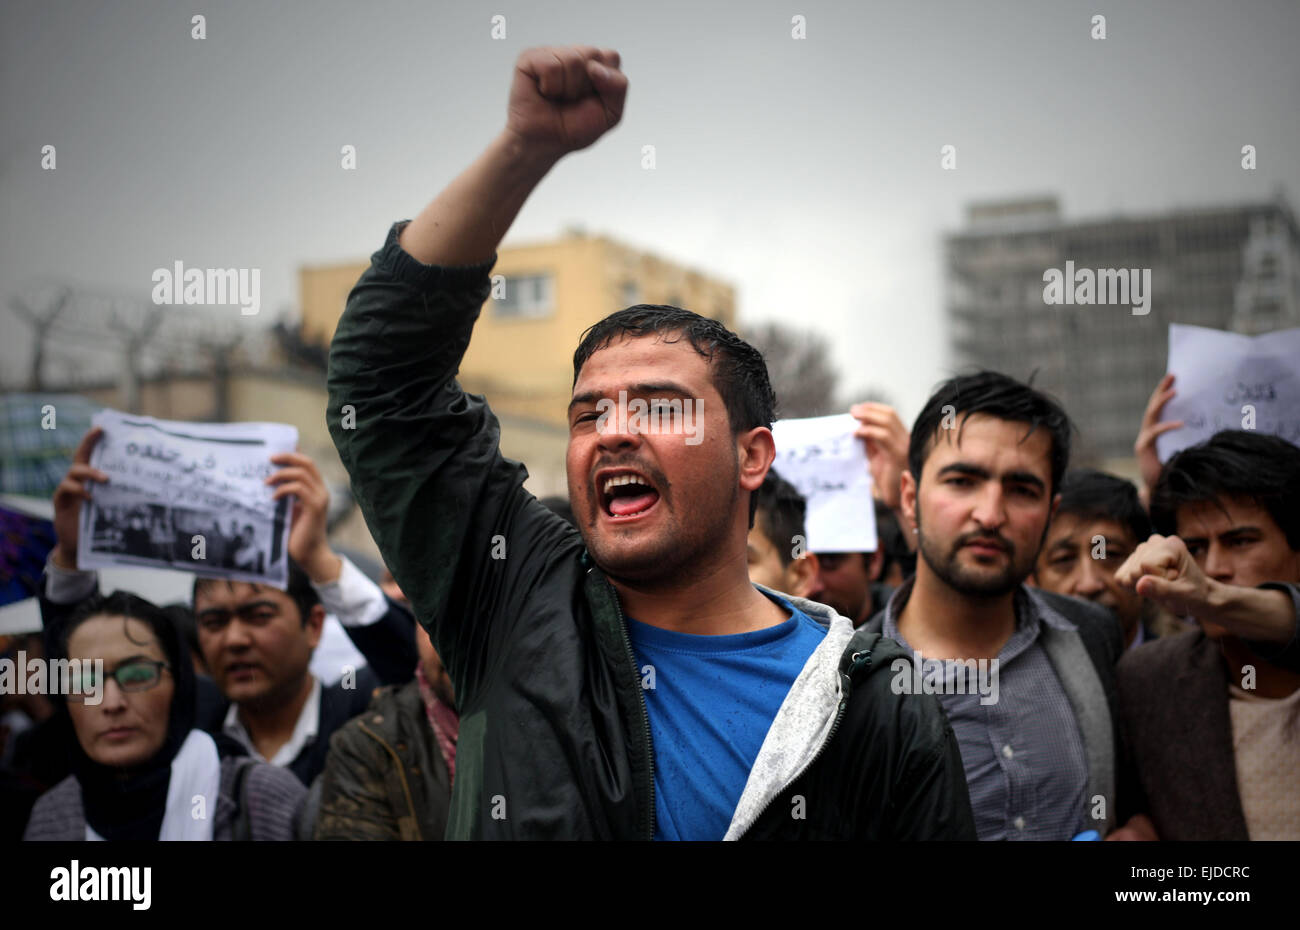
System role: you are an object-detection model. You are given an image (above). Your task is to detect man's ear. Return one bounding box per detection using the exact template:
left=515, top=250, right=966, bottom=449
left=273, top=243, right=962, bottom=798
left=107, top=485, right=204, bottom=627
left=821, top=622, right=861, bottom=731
left=737, top=427, right=776, bottom=495
left=900, top=469, right=919, bottom=533
left=786, top=551, right=821, bottom=599
left=304, top=604, right=325, bottom=650
left=866, top=548, right=885, bottom=583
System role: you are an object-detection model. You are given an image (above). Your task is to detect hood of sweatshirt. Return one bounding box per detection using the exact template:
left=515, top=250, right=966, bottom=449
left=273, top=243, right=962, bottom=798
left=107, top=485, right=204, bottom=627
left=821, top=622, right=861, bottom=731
left=723, top=585, right=864, bottom=840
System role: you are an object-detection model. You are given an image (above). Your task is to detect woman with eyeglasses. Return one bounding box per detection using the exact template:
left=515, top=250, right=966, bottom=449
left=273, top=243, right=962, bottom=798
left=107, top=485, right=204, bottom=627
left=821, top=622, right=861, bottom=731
left=24, top=591, right=305, bottom=841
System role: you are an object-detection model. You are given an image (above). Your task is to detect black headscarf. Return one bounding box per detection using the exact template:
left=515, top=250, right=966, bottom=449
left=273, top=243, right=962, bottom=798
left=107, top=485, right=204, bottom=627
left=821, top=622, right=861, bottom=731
left=61, top=591, right=200, bottom=842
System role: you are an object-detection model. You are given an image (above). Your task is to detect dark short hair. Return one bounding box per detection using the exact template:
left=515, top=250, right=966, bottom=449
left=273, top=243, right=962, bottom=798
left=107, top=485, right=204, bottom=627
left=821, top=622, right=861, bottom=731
left=62, top=590, right=182, bottom=672
left=572, top=304, right=777, bottom=526
left=1055, top=468, right=1152, bottom=546
left=909, top=370, right=1073, bottom=494
left=754, top=469, right=807, bottom=568
left=191, top=557, right=321, bottom=627
left=874, top=500, right=914, bottom=580
left=161, top=602, right=201, bottom=660
left=1150, top=430, right=1300, bottom=551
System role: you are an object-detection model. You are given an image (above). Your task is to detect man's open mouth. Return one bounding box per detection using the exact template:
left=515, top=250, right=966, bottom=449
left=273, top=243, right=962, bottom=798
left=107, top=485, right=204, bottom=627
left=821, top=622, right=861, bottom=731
left=597, top=469, right=661, bottom=519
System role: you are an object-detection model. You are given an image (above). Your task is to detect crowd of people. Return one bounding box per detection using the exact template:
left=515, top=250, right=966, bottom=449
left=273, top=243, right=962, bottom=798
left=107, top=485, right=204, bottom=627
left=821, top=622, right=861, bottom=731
left=4, top=44, right=1297, bottom=842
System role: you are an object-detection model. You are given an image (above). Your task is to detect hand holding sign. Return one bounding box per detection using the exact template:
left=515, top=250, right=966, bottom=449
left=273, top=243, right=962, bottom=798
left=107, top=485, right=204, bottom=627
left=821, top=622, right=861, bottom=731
left=850, top=402, right=909, bottom=511
left=267, top=451, right=342, bottom=584
left=52, top=428, right=109, bottom=571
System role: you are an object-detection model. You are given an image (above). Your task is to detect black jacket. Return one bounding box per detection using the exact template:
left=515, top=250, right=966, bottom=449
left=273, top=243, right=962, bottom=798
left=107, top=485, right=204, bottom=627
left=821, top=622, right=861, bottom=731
left=326, top=222, right=976, bottom=840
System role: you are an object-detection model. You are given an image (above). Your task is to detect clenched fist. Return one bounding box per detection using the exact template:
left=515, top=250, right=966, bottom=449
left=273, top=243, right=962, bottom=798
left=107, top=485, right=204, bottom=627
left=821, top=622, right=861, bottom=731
left=505, top=46, right=627, bottom=159
left=1114, top=534, right=1212, bottom=619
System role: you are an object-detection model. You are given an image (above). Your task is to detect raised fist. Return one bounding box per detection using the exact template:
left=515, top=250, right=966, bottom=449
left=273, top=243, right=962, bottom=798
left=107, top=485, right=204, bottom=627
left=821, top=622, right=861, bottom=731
left=505, top=46, right=626, bottom=158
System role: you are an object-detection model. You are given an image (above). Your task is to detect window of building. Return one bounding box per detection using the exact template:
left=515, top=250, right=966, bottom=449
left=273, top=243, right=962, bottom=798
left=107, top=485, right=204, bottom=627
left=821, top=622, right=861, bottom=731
left=495, top=274, right=554, bottom=319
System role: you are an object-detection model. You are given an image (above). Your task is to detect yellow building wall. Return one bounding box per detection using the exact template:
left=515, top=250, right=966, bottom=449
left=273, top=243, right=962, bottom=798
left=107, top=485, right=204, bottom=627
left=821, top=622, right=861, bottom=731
left=299, top=232, right=736, bottom=432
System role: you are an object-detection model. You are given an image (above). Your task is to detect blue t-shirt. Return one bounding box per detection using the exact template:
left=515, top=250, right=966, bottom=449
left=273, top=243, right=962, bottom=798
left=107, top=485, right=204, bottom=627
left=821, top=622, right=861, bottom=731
left=625, top=593, right=828, bottom=840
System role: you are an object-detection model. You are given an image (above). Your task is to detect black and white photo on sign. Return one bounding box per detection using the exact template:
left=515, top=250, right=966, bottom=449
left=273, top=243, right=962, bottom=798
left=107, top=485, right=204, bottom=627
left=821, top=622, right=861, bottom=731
left=77, top=409, right=297, bottom=586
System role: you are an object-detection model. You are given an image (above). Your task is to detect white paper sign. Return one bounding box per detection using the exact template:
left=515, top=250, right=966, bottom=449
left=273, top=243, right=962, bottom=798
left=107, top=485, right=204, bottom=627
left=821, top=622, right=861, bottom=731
left=78, top=410, right=298, bottom=587
left=770, top=413, right=877, bottom=553
left=1157, top=324, right=1300, bottom=462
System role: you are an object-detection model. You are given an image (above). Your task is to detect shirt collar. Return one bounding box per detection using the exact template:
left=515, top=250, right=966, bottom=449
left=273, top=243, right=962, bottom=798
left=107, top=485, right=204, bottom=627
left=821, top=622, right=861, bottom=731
left=222, top=675, right=321, bottom=767
left=883, top=575, right=1075, bottom=653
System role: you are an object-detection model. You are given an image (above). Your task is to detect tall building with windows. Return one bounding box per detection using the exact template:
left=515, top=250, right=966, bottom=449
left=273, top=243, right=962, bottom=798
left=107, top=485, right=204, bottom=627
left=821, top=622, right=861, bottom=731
left=945, top=195, right=1300, bottom=465
left=299, top=229, right=736, bottom=493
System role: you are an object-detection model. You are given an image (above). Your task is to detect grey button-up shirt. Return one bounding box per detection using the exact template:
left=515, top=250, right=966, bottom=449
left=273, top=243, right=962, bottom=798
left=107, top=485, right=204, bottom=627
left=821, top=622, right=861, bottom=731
left=883, top=578, right=1089, bottom=841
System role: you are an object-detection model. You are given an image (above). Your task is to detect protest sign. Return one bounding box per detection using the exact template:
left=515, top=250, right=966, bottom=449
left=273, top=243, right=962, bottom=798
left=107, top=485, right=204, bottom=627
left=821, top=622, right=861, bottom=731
left=78, top=410, right=298, bottom=587
left=1157, top=324, right=1300, bottom=462
left=770, top=413, right=876, bottom=553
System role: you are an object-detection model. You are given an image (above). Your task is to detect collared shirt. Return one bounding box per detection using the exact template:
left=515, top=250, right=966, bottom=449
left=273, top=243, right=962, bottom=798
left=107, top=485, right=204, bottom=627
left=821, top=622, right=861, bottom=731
left=223, top=675, right=322, bottom=767
left=883, top=577, right=1089, bottom=841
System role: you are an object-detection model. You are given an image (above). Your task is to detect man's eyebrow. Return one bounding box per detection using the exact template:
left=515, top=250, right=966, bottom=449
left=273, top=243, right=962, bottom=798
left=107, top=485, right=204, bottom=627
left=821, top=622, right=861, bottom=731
left=196, top=599, right=280, bottom=617
left=936, top=463, right=990, bottom=480
left=1220, top=526, right=1263, bottom=540
left=568, top=382, right=697, bottom=412
left=1002, top=470, right=1046, bottom=490
left=1045, top=538, right=1078, bottom=553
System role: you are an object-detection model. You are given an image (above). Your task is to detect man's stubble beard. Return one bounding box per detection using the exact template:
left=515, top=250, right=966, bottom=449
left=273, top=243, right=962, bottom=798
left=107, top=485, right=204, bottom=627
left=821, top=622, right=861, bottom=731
left=915, top=507, right=1038, bottom=599
left=586, top=452, right=741, bottom=590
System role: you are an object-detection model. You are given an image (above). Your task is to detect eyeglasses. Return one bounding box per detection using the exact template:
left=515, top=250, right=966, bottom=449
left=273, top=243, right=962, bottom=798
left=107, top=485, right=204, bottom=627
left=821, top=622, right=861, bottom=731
left=67, top=659, right=171, bottom=703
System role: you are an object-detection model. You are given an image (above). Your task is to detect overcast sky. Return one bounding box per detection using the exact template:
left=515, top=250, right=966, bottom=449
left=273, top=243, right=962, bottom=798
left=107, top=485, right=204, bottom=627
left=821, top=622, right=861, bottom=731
left=3, top=0, right=1297, bottom=422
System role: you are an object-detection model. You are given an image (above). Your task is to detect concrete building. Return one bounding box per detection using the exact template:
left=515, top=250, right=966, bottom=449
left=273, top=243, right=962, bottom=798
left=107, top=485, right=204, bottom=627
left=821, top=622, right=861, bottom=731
left=945, top=195, right=1300, bottom=466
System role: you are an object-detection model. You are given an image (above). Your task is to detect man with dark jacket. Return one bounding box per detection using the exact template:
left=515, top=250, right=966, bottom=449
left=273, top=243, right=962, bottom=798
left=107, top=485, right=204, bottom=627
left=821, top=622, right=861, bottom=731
left=862, top=372, right=1127, bottom=840
left=327, top=45, right=974, bottom=840
left=316, top=608, right=455, bottom=841
left=1109, top=431, right=1300, bottom=840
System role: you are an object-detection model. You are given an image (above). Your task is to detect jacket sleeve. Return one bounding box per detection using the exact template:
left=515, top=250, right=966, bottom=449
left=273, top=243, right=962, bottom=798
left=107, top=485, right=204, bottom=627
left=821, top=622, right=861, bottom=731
left=326, top=221, right=573, bottom=713
left=38, top=560, right=101, bottom=658
left=885, top=702, right=978, bottom=841
left=1247, top=582, right=1300, bottom=673
left=338, top=595, right=418, bottom=687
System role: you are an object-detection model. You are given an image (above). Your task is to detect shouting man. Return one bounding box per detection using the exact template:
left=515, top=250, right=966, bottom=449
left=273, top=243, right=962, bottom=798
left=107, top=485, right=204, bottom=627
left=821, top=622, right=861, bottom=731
left=328, top=46, right=973, bottom=839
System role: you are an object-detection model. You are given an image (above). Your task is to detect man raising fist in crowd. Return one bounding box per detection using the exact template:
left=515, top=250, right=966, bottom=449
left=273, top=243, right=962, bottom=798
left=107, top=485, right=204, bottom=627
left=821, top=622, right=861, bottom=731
left=328, top=46, right=973, bottom=840
left=1109, top=431, right=1300, bottom=841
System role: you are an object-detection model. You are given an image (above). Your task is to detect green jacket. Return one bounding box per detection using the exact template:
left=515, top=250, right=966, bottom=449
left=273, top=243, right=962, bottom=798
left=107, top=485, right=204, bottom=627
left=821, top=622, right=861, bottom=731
left=315, top=681, right=452, bottom=841
left=327, top=222, right=976, bottom=840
